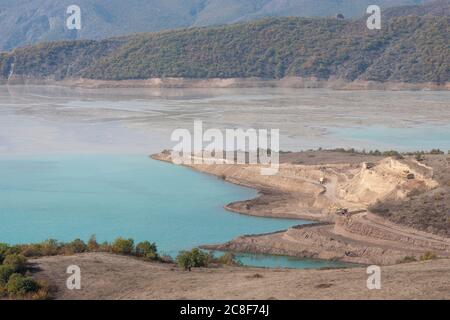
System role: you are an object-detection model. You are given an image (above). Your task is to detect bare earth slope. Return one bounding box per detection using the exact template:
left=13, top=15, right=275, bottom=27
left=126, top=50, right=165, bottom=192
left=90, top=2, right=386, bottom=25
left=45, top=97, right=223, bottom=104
left=153, top=151, right=450, bottom=265
left=31, top=253, right=450, bottom=300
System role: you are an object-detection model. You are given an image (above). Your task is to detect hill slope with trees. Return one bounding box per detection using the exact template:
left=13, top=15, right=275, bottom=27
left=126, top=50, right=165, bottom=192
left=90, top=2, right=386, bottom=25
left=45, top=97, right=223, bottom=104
left=0, top=0, right=441, bottom=51
left=0, top=14, right=448, bottom=84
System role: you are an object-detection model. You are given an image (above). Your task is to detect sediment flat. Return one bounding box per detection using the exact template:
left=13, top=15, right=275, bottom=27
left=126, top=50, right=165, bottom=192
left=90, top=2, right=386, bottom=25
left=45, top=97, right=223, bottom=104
left=4, top=77, right=449, bottom=91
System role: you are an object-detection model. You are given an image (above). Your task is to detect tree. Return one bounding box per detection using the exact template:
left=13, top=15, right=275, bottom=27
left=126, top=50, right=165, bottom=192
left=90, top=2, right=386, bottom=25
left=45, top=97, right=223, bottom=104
left=111, top=237, right=134, bottom=255
left=176, top=248, right=209, bottom=271
left=135, top=241, right=158, bottom=260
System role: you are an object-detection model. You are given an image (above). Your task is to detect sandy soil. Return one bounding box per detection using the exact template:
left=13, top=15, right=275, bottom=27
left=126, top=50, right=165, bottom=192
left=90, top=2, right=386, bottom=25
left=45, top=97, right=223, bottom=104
left=30, top=252, right=450, bottom=300
left=206, top=215, right=450, bottom=265
left=371, top=155, right=450, bottom=237
left=153, top=151, right=450, bottom=265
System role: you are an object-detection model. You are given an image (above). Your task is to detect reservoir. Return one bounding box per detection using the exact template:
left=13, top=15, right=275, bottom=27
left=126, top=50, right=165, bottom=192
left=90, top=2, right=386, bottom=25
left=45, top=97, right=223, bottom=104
left=0, top=154, right=348, bottom=268
left=1, top=85, right=448, bottom=268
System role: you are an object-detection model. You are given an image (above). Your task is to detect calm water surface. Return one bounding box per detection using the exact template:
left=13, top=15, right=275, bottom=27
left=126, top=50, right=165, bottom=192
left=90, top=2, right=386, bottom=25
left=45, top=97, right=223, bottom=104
left=0, top=154, right=350, bottom=268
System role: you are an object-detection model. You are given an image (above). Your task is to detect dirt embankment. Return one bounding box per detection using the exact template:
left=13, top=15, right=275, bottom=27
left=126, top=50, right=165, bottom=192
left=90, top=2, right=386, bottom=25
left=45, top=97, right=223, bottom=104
left=153, top=151, right=450, bottom=265
left=30, top=252, right=450, bottom=300
left=370, top=155, right=450, bottom=237
left=3, top=76, right=449, bottom=91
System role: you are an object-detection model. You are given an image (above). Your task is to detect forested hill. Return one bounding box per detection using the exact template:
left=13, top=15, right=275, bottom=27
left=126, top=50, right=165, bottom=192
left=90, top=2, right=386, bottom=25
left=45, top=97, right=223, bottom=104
left=0, top=0, right=436, bottom=51
left=1, top=15, right=449, bottom=84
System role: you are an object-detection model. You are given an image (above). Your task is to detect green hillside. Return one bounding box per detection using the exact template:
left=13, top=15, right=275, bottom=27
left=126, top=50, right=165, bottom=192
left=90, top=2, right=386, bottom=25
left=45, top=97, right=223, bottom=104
left=0, top=0, right=437, bottom=51
left=1, top=15, right=449, bottom=84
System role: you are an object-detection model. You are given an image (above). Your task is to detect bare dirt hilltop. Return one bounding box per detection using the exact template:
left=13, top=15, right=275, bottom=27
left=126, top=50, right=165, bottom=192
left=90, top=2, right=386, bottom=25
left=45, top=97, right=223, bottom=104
left=153, top=150, right=450, bottom=265
left=31, top=253, right=450, bottom=300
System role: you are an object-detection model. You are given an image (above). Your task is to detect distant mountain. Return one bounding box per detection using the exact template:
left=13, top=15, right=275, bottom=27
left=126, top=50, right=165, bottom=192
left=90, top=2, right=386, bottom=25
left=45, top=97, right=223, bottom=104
left=0, top=0, right=441, bottom=51
left=1, top=14, right=448, bottom=85
left=384, top=0, right=450, bottom=18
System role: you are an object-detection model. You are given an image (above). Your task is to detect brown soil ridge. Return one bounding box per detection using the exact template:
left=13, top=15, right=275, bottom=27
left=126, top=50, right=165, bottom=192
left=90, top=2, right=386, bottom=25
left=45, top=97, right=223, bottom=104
left=30, top=252, right=450, bottom=300
left=152, top=151, right=450, bottom=265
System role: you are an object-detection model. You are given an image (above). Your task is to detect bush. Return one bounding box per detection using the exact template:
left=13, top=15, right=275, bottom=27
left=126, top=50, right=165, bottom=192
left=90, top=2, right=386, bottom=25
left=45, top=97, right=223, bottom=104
left=415, top=153, right=424, bottom=161
left=17, top=244, right=44, bottom=257
left=420, top=252, right=437, bottom=261
left=31, top=280, right=51, bottom=300
left=176, top=248, right=209, bottom=270
left=6, top=273, right=39, bottom=298
left=135, top=241, right=158, bottom=260
left=0, top=243, right=10, bottom=263
left=0, top=265, right=14, bottom=286
left=3, top=254, right=28, bottom=273
left=98, top=241, right=112, bottom=252
left=40, top=239, right=60, bottom=256
left=214, top=252, right=242, bottom=266
left=111, top=237, right=134, bottom=255
left=87, top=235, right=99, bottom=252
left=397, top=256, right=417, bottom=264
left=64, top=239, right=87, bottom=254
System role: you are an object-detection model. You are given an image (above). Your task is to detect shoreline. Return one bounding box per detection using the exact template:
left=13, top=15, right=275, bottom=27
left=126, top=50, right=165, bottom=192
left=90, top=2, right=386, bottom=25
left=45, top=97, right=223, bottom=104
left=2, top=76, right=449, bottom=91
left=151, top=151, right=450, bottom=266
left=151, top=153, right=326, bottom=221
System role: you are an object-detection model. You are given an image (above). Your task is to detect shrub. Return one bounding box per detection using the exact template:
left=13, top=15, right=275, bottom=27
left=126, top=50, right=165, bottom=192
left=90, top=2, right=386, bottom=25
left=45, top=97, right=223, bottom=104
left=214, top=252, right=242, bottom=266
left=383, top=150, right=401, bottom=157
left=98, top=241, right=112, bottom=252
left=17, top=244, right=44, bottom=257
left=111, top=237, right=134, bottom=255
left=31, top=280, right=51, bottom=300
left=415, top=154, right=423, bottom=161
left=6, top=273, right=39, bottom=298
left=40, top=239, right=60, bottom=256
left=135, top=241, right=158, bottom=260
left=87, top=235, right=99, bottom=252
left=420, top=252, right=437, bottom=261
left=0, top=243, right=10, bottom=263
left=0, top=265, right=14, bottom=286
left=64, top=239, right=87, bottom=254
left=3, top=254, right=28, bottom=273
left=367, top=149, right=381, bottom=156
left=176, top=248, right=209, bottom=270
left=397, top=256, right=417, bottom=264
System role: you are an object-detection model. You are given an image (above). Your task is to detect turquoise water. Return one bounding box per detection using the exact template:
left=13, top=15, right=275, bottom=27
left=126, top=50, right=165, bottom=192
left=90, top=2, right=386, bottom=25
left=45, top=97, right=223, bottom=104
left=331, top=125, right=450, bottom=152
left=223, top=252, right=355, bottom=269
left=0, top=154, right=350, bottom=268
